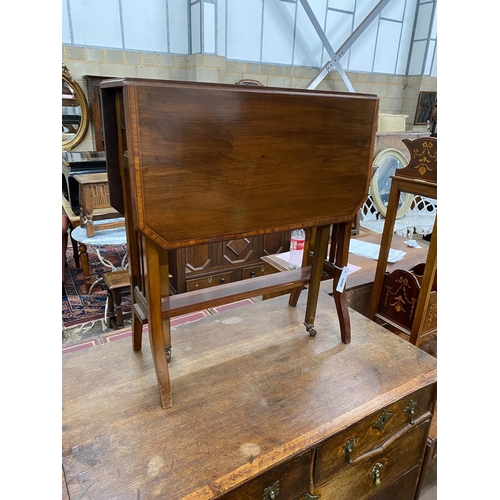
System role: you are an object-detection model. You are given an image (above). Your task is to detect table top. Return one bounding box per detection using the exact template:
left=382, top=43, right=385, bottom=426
left=262, top=231, right=429, bottom=292
left=73, top=172, right=109, bottom=184
left=62, top=291, right=436, bottom=500
left=70, top=218, right=126, bottom=246
left=102, top=79, right=378, bottom=249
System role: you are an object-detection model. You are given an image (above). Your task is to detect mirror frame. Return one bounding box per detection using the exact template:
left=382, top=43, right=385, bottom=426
left=370, top=148, right=414, bottom=219
left=62, top=65, right=89, bottom=150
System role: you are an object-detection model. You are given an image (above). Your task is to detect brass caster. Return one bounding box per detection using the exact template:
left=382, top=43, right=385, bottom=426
left=166, top=346, right=172, bottom=362
left=304, top=323, right=317, bottom=337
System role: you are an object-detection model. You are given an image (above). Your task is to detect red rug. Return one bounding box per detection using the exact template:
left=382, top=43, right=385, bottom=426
left=62, top=244, right=131, bottom=327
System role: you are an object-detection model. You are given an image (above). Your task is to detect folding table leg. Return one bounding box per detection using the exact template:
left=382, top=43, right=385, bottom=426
left=144, top=237, right=172, bottom=410
left=331, top=222, right=352, bottom=344
left=303, top=225, right=330, bottom=336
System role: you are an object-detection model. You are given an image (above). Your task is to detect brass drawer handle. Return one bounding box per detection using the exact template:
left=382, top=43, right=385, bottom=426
left=342, top=436, right=356, bottom=464
left=404, top=399, right=417, bottom=425
left=370, top=462, right=384, bottom=487
left=263, top=481, right=279, bottom=499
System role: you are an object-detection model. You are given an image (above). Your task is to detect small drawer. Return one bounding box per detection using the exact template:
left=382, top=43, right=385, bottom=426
left=221, top=451, right=311, bottom=500
left=313, top=418, right=431, bottom=500
left=314, top=384, right=435, bottom=485
left=242, top=264, right=266, bottom=280
left=186, top=271, right=233, bottom=292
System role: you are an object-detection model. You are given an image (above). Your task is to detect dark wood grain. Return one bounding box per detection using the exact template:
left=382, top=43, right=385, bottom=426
left=130, top=82, right=378, bottom=249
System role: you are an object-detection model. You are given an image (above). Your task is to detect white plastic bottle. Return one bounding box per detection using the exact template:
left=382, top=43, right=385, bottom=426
left=289, top=229, right=305, bottom=269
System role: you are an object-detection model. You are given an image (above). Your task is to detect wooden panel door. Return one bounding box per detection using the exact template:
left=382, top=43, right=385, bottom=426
left=262, top=231, right=291, bottom=257
left=221, top=237, right=260, bottom=267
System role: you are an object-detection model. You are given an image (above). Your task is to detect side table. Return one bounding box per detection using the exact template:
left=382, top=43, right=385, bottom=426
left=70, top=219, right=127, bottom=293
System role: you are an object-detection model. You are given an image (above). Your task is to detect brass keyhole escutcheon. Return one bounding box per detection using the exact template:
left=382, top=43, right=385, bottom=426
left=207, top=277, right=213, bottom=284
left=370, top=463, right=384, bottom=486
left=263, top=480, right=279, bottom=500
left=372, top=409, right=393, bottom=431
left=343, top=437, right=356, bottom=464
left=404, top=399, right=417, bottom=425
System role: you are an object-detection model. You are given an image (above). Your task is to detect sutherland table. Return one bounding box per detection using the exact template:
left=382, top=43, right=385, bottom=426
left=62, top=292, right=437, bottom=500
left=100, top=78, right=379, bottom=409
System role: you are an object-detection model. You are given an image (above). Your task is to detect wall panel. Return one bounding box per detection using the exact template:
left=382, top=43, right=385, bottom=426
left=262, top=0, right=296, bottom=65
left=122, top=0, right=167, bottom=52
left=325, top=9, right=353, bottom=66
left=396, top=0, right=416, bottom=73
left=408, top=39, right=426, bottom=74
left=70, top=0, right=122, bottom=48
left=203, top=1, right=216, bottom=54
left=294, top=0, right=328, bottom=67
left=373, top=19, right=401, bottom=74
left=169, top=0, right=189, bottom=54
left=227, top=0, right=262, bottom=61
left=62, top=0, right=71, bottom=44
left=191, top=1, right=201, bottom=54
left=348, top=18, right=377, bottom=72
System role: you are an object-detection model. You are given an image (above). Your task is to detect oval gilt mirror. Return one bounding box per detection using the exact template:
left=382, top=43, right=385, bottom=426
left=370, top=148, right=414, bottom=218
left=62, top=65, right=89, bottom=150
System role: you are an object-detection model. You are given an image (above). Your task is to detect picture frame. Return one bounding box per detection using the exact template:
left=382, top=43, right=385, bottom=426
left=414, top=91, right=437, bottom=125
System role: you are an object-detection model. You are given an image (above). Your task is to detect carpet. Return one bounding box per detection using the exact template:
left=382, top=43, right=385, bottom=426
left=62, top=244, right=131, bottom=328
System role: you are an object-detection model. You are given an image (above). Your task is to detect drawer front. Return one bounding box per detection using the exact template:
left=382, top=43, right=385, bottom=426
left=369, top=465, right=421, bottom=500
left=186, top=271, right=233, bottom=292
left=313, top=418, right=431, bottom=500
left=242, top=264, right=266, bottom=280
left=221, top=451, right=311, bottom=500
left=314, top=384, right=435, bottom=484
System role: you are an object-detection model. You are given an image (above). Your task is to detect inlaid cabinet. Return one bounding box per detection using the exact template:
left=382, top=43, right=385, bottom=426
left=168, top=232, right=290, bottom=293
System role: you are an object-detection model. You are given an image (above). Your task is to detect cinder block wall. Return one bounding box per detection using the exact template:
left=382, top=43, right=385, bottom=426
left=63, top=46, right=436, bottom=151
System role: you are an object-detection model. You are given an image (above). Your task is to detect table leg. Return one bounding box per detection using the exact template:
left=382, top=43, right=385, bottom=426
left=78, top=242, right=91, bottom=293
left=144, top=237, right=172, bottom=409
left=70, top=233, right=80, bottom=268
left=303, top=225, right=330, bottom=336
left=112, top=289, right=123, bottom=328
left=331, top=222, right=352, bottom=344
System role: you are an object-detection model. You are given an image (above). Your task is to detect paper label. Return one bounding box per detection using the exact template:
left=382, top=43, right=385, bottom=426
left=336, top=266, right=349, bottom=293
left=290, top=238, right=305, bottom=251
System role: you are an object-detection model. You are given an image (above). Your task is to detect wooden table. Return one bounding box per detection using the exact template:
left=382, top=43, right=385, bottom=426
left=62, top=292, right=437, bottom=500
left=262, top=231, right=429, bottom=318
left=70, top=221, right=128, bottom=293
left=100, top=78, right=379, bottom=409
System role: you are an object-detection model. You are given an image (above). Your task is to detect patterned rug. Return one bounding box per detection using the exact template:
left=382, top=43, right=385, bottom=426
left=62, top=244, right=131, bottom=328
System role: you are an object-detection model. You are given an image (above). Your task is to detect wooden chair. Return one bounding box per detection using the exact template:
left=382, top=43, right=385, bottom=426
left=368, top=137, right=437, bottom=346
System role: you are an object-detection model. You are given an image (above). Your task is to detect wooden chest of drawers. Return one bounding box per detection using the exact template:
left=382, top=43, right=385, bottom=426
left=62, top=292, right=436, bottom=500
left=169, top=232, right=291, bottom=294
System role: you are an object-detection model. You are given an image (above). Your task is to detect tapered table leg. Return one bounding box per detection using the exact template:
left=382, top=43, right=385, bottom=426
left=144, top=238, right=172, bottom=409
left=303, top=225, right=330, bottom=336
left=331, top=222, right=352, bottom=344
